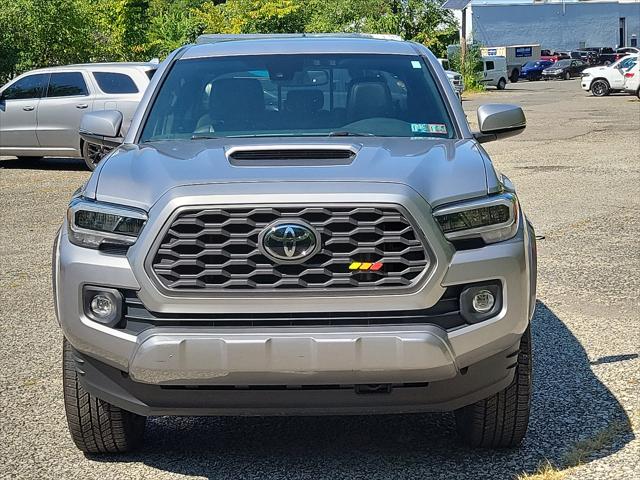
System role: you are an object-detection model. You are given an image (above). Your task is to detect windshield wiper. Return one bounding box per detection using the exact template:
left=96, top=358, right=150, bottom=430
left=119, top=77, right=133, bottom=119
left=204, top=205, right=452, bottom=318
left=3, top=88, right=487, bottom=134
left=327, top=131, right=374, bottom=137
left=191, top=134, right=220, bottom=140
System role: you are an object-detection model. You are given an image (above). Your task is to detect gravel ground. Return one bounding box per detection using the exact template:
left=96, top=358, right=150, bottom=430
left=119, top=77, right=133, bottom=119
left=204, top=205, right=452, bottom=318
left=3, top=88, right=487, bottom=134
left=0, top=79, right=638, bottom=480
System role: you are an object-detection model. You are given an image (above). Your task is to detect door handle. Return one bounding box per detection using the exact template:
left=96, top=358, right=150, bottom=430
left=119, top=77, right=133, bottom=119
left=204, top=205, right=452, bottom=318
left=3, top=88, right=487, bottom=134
left=76, top=104, right=88, bottom=109
left=22, top=106, right=35, bottom=111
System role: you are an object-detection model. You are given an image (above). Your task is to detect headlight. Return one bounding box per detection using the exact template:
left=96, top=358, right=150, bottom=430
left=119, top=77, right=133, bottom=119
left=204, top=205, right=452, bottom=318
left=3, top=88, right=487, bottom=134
left=433, top=193, right=519, bottom=244
left=67, top=198, right=147, bottom=249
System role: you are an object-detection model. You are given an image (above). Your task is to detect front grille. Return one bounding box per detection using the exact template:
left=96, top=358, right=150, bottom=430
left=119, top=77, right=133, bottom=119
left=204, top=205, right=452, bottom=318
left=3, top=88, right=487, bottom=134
left=122, top=287, right=463, bottom=329
left=149, top=205, right=430, bottom=292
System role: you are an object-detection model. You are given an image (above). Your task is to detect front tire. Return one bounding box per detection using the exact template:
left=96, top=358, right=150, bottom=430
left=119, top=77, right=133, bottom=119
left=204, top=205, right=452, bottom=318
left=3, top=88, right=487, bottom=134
left=563, top=71, right=571, bottom=80
left=82, top=141, right=107, bottom=171
left=591, top=79, right=610, bottom=97
left=63, top=339, right=146, bottom=453
left=510, top=70, right=519, bottom=83
left=454, top=326, right=532, bottom=448
left=497, top=78, right=507, bottom=90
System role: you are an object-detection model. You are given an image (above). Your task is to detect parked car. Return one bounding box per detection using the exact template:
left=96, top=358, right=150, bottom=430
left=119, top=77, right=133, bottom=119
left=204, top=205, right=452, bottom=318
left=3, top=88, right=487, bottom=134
left=446, top=70, right=464, bottom=98
left=617, top=47, right=640, bottom=56
left=0, top=62, right=156, bottom=170
left=481, top=55, right=509, bottom=89
left=437, top=59, right=464, bottom=99
left=571, top=50, right=598, bottom=65
left=540, top=50, right=569, bottom=62
left=481, top=44, right=541, bottom=82
left=583, top=47, right=624, bottom=65
left=581, top=54, right=638, bottom=96
left=54, top=33, right=536, bottom=453
left=519, top=60, right=554, bottom=81
left=542, top=59, right=589, bottom=80
left=622, top=62, right=640, bottom=98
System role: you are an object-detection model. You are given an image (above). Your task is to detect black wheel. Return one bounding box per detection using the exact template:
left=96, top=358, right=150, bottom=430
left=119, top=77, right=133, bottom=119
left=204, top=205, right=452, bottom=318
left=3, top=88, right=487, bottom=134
left=637, top=88, right=640, bottom=100
left=497, top=78, right=507, bottom=90
left=454, top=326, right=532, bottom=448
left=82, top=141, right=108, bottom=171
left=63, top=339, right=146, bottom=453
left=591, top=79, right=610, bottom=97
left=563, top=71, right=571, bottom=80
left=510, top=70, right=519, bottom=83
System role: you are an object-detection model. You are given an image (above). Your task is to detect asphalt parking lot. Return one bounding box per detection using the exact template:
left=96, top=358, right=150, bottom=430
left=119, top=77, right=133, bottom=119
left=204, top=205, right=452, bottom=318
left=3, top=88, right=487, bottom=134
left=0, top=79, right=638, bottom=480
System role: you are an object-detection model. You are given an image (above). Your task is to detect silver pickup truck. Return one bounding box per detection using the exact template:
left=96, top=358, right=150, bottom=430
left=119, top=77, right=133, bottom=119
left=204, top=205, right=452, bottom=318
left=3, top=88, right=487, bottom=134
left=54, top=34, right=536, bottom=453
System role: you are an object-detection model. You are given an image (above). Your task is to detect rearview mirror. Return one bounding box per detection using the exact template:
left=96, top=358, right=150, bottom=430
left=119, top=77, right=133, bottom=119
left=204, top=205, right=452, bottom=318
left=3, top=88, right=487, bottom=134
left=79, top=110, right=124, bottom=148
left=474, top=104, right=526, bottom=144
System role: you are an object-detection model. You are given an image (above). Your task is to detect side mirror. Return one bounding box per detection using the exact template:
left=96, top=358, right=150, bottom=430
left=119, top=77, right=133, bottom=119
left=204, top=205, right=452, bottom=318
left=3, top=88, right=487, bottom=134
left=79, top=110, right=124, bottom=148
left=474, top=104, right=526, bottom=144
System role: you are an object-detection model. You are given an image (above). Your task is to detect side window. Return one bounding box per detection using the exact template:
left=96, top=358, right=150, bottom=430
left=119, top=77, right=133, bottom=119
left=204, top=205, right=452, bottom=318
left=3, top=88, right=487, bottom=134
left=46, top=72, right=88, bottom=97
left=93, top=72, right=139, bottom=94
left=2, top=74, right=47, bottom=100
left=485, top=61, right=495, bottom=71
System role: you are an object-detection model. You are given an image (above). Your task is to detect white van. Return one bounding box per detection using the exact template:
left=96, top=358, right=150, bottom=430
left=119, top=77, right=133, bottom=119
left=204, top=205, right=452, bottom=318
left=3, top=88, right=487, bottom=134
left=482, top=56, right=508, bottom=90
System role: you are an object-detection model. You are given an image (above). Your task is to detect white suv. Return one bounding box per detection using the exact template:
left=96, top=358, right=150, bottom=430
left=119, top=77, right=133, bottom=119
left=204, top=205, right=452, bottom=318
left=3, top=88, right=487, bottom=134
left=0, top=62, right=156, bottom=169
left=623, top=62, right=639, bottom=98
left=581, top=54, right=638, bottom=97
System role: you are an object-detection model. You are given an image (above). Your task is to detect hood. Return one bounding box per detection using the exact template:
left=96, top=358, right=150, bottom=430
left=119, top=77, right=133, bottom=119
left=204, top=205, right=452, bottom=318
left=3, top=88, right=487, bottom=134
left=582, top=66, right=608, bottom=75
left=91, top=137, right=492, bottom=210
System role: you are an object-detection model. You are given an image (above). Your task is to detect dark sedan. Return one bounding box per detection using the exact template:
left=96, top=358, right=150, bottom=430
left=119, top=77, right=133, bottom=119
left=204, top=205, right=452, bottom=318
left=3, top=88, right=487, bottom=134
left=520, top=60, right=554, bottom=80
left=542, top=59, right=589, bottom=80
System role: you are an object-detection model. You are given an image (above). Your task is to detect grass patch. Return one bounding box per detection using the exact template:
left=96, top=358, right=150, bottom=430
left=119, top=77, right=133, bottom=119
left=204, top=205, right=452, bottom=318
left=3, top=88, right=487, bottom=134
left=516, top=415, right=634, bottom=480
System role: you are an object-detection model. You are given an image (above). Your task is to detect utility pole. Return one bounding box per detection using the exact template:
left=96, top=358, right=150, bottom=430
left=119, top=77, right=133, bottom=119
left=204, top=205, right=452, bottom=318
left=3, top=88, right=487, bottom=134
left=460, top=6, right=467, bottom=69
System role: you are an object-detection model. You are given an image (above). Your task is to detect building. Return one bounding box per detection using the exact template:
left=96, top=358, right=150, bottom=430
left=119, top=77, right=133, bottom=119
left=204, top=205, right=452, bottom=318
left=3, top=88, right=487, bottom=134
left=459, top=0, right=640, bottom=52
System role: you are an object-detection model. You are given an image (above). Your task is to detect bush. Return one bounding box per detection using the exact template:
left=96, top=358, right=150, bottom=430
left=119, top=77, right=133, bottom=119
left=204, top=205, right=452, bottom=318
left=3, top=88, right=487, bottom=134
left=449, top=43, right=485, bottom=92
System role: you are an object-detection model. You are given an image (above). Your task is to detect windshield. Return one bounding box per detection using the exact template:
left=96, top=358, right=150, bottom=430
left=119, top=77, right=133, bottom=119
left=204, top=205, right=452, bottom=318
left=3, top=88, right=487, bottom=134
left=554, top=60, right=571, bottom=68
left=140, top=54, right=456, bottom=141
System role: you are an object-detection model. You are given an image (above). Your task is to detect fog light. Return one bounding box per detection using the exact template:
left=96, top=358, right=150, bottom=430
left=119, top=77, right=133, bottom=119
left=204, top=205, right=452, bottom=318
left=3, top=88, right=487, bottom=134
left=90, top=294, right=115, bottom=320
left=472, top=289, right=495, bottom=313
left=83, top=286, right=122, bottom=326
left=459, top=282, right=501, bottom=324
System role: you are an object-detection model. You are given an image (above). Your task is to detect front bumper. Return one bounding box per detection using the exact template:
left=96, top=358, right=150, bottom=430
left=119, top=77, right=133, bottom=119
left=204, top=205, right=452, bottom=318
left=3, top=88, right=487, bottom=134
left=54, top=183, right=536, bottom=413
left=542, top=72, right=564, bottom=79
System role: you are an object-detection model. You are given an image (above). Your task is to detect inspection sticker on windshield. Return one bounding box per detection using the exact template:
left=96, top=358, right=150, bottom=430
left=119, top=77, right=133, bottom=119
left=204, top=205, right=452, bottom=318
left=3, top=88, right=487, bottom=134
left=427, top=124, right=448, bottom=135
left=411, top=60, right=422, bottom=69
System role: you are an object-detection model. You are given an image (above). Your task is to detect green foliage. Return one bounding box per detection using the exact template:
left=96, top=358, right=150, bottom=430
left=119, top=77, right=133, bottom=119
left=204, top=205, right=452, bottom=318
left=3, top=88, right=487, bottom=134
left=449, top=43, right=485, bottom=92
left=0, top=0, right=459, bottom=82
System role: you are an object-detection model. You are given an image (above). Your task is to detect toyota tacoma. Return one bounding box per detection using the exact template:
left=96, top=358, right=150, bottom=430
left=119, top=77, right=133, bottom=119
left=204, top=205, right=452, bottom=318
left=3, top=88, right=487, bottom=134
left=53, top=34, right=537, bottom=453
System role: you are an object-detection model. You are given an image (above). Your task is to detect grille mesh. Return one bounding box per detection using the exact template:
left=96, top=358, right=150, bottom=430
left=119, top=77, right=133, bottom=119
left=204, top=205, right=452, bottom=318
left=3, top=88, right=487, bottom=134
left=150, top=206, right=429, bottom=291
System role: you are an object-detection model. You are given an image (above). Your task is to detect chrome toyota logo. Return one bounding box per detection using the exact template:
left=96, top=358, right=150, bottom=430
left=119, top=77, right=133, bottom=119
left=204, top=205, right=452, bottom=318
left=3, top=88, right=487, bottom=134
left=259, top=222, right=320, bottom=263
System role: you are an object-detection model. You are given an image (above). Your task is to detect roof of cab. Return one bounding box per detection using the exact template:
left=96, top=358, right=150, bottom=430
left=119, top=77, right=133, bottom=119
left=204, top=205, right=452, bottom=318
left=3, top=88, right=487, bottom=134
left=183, top=34, right=419, bottom=59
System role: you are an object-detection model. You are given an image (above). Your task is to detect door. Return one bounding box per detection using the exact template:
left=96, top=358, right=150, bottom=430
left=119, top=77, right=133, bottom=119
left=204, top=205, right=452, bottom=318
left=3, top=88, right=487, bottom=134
left=570, top=61, right=580, bottom=77
left=0, top=73, right=47, bottom=153
left=484, top=60, right=496, bottom=85
left=611, top=56, right=637, bottom=89
left=36, top=71, right=93, bottom=155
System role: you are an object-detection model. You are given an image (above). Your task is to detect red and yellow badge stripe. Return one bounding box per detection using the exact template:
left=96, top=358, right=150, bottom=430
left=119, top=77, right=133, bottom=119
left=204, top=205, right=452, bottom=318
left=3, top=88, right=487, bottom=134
left=349, top=261, right=383, bottom=271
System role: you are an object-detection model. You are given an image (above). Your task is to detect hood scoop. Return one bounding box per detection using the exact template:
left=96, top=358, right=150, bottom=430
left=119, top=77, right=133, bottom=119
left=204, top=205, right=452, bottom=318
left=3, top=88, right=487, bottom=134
left=226, top=145, right=358, bottom=166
